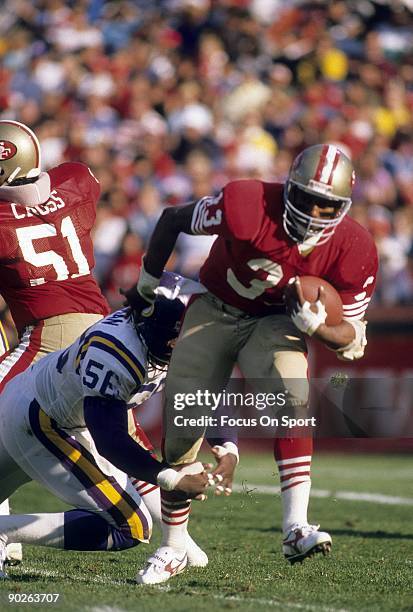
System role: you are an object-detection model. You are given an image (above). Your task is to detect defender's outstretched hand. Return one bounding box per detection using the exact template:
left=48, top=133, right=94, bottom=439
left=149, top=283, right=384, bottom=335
left=176, top=472, right=210, bottom=499
left=211, top=445, right=239, bottom=496
left=158, top=462, right=214, bottom=500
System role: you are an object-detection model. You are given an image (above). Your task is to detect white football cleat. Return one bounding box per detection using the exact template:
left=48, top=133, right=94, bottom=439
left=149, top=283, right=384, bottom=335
left=186, top=534, right=208, bottom=567
left=283, top=523, right=332, bottom=565
left=5, top=543, right=22, bottom=566
left=136, top=546, right=187, bottom=585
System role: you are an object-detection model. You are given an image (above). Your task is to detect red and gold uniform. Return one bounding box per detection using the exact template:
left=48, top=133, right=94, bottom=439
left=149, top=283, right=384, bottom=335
left=192, top=181, right=377, bottom=319
left=136, top=144, right=376, bottom=576
left=0, top=162, right=109, bottom=392
left=164, top=178, right=378, bottom=465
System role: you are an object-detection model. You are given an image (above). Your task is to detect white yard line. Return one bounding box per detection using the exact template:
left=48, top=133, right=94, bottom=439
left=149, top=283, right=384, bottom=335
left=87, top=608, right=127, bottom=612
left=233, top=483, right=413, bottom=506
left=17, top=568, right=349, bottom=611
left=210, top=593, right=349, bottom=612
left=151, top=585, right=350, bottom=612
left=20, top=565, right=125, bottom=587
left=237, top=466, right=412, bottom=480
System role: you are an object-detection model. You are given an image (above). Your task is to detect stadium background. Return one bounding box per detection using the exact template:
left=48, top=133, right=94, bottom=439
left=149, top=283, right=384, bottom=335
left=1, top=0, right=412, bottom=450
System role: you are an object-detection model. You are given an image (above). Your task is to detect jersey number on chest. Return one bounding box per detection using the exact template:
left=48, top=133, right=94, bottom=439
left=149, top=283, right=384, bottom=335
left=16, top=215, right=90, bottom=286
left=227, top=258, right=284, bottom=299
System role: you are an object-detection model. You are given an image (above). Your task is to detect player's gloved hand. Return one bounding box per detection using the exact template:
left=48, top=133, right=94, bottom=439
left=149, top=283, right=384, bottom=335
left=157, top=462, right=213, bottom=500
left=285, top=277, right=327, bottom=336
left=211, top=443, right=239, bottom=496
left=120, top=285, right=154, bottom=316
left=120, top=260, right=160, bottom=317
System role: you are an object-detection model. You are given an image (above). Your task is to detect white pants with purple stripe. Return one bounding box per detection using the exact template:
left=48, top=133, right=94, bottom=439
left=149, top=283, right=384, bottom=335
left=0, top=374, right=152, bottom=546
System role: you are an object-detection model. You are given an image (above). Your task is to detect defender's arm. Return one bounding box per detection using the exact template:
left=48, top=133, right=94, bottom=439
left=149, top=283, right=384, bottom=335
left=84, top=396, right=209, bottom=498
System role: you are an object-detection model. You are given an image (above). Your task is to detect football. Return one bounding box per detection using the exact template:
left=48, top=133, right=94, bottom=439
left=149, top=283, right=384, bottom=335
left=298, top=275, right=343, bottom=326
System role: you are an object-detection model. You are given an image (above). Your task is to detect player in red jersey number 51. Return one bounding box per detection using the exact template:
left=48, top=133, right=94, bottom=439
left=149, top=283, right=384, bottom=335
left=125, top=144, right=379, bottom=584
left=0, top=120, right=110, bottom=379
left=0, top=120, right=109, bottom=562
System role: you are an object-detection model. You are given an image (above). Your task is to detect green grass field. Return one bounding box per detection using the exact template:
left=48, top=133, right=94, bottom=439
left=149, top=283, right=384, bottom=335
left=1, top=453, right=412, bottom=612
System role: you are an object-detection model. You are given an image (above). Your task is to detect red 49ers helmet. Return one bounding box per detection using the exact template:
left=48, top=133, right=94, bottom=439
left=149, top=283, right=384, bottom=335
left=283, top=144, right=355, bottom=245
left=0, top=120, right=41, bottom=186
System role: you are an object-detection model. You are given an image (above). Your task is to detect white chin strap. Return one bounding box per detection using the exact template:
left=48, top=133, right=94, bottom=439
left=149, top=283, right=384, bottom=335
left=6, top=166, right=41, bottom=184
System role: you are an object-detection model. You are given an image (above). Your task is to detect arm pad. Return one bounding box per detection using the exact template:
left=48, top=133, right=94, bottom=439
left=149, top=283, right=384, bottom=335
left=336, top=319, right=367, bottom=361
left=84, top=396, right=168, bottom=484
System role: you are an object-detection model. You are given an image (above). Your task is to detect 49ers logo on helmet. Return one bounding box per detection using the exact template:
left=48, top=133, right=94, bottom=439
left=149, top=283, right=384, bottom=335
left=0, top=141, right=17, bottom=160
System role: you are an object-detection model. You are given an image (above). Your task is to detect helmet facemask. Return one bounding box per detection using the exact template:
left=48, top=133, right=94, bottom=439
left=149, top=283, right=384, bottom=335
left=139, top=321, right=180, bottom=368
left=283, top=182, right=351, bottom=245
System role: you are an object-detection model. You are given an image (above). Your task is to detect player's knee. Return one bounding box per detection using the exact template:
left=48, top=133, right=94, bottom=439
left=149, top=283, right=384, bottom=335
left=109, top=504, right=153, bottom=551
left=164, top=437, right=201, bottom=465
left=283, top=379, right=309, bottom=409
left=163, top=445, right=181, bottom=465
left=109, top=527, right=141, bottom=551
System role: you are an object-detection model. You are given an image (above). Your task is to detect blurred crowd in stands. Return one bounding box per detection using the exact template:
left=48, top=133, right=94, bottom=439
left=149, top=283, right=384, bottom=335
left=1, top=0, right=413, bottom=344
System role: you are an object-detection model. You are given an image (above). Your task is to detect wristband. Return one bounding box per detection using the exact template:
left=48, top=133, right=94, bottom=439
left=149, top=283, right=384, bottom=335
left=336, top=319, right=367, bottom=361
left=156, top=468, right=180, bottom=491
left=213, top=442, right=240, bottom=465
left=137, top=260, right=161, bottom=303
left=157, top=461, right=205, bottom=491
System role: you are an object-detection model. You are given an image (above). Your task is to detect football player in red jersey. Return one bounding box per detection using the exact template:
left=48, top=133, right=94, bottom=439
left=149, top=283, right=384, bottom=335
left=0, top=119, right=110, bottom=380
left=124, top=144, right=379, bottom=584
left=0, top=119, right=110, bottom=563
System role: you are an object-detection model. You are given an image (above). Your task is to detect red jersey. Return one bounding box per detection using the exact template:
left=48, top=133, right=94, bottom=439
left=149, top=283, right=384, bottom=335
left=191, top=180, right=378, bottom=319
left=0, top=162, right=109, bottom=333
